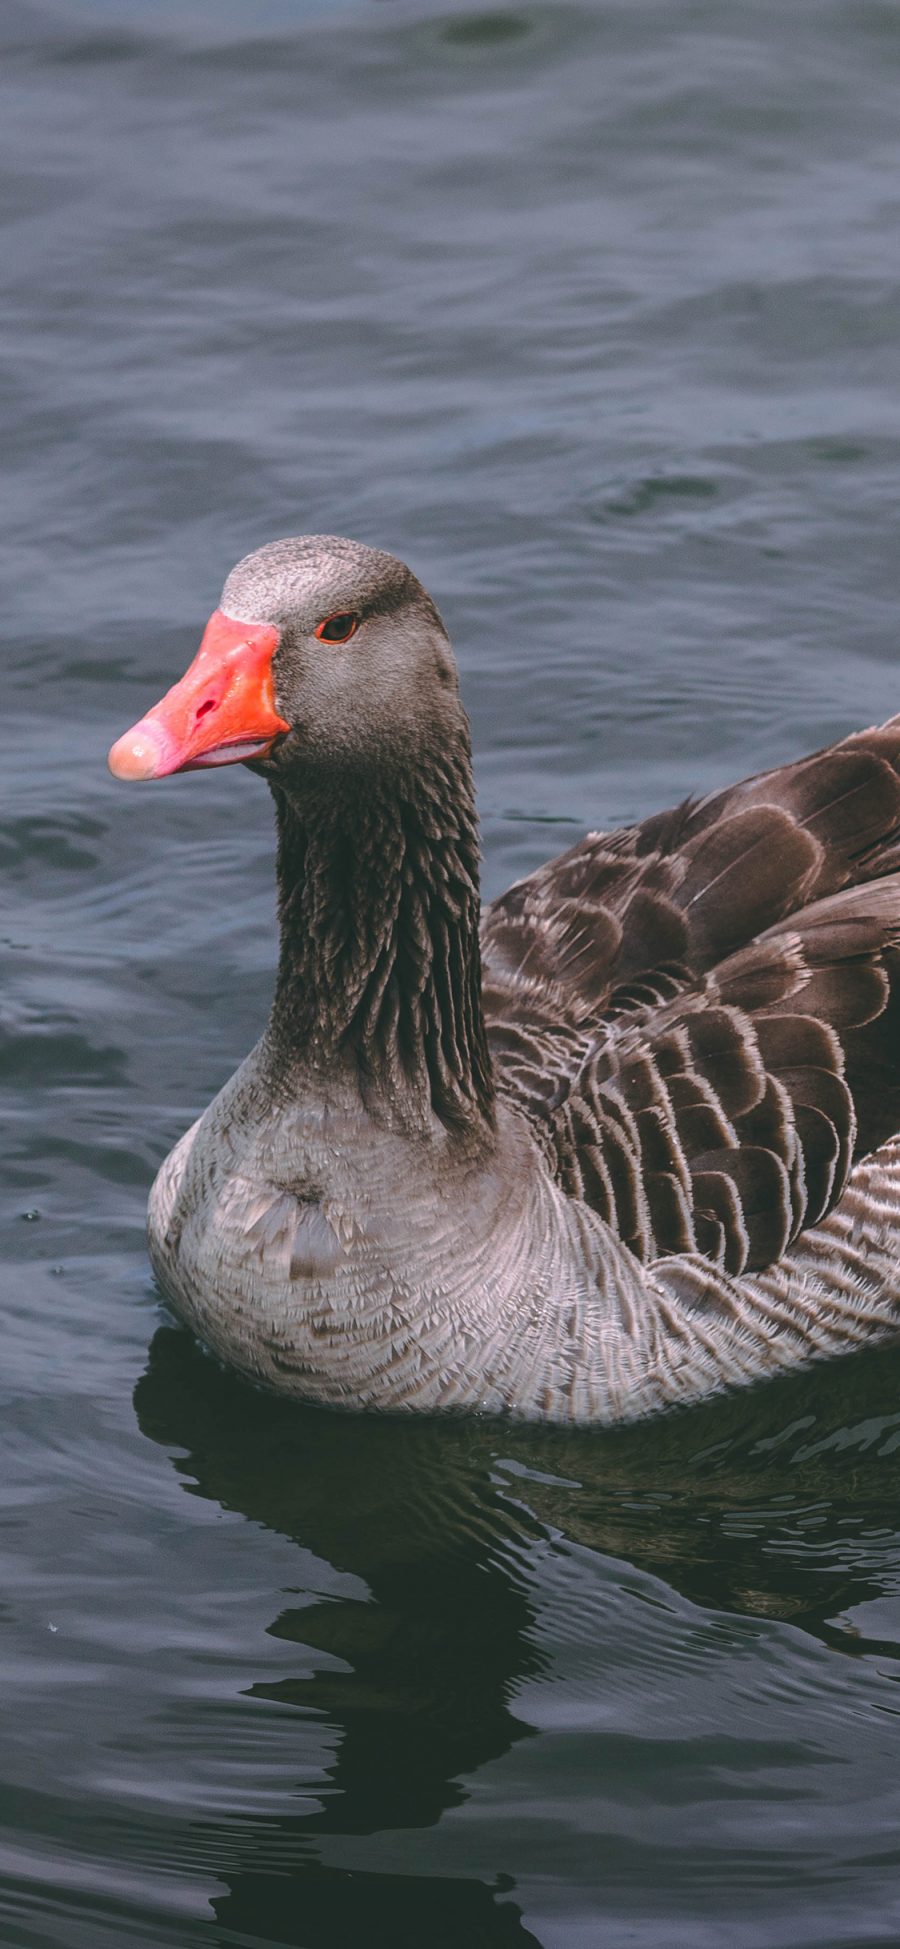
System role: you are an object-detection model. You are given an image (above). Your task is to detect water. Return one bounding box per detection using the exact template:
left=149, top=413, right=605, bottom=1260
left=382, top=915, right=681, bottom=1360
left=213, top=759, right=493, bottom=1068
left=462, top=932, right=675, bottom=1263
left=5, top=0, right=900, bottom=1940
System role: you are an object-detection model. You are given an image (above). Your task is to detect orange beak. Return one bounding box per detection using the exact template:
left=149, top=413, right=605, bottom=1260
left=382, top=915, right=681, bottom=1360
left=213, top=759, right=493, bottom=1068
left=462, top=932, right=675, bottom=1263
left=108, top=609, right=289, bottom=780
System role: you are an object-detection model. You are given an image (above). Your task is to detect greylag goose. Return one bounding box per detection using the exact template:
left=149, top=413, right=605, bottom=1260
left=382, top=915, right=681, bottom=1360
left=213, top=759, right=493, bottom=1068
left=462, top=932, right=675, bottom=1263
left=109, top=536, right=900, bottom=1423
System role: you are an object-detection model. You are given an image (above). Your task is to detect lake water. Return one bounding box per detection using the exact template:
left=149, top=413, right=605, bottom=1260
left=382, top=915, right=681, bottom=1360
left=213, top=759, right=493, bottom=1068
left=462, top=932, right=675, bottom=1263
left=5, top=0, right=900, bottom=1942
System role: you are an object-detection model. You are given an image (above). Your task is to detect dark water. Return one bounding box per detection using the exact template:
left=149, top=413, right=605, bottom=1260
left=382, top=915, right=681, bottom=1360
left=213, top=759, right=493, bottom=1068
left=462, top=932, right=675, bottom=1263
left=5, top=0, right=900, bottom=1941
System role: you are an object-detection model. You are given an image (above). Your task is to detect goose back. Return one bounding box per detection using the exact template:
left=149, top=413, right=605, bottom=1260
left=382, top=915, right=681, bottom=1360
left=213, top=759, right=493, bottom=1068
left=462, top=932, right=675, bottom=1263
left=483, top=718, right=900, bottom=1277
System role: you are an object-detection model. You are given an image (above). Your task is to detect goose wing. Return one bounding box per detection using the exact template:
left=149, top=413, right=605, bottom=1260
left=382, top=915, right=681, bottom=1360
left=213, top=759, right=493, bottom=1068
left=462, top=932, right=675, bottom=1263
left=482, top=719, right=900, bottom=1267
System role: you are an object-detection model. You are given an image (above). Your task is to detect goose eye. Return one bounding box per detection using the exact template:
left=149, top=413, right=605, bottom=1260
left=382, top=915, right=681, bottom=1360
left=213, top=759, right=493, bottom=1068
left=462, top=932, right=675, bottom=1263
left=314, top=612, right=359, bottom=644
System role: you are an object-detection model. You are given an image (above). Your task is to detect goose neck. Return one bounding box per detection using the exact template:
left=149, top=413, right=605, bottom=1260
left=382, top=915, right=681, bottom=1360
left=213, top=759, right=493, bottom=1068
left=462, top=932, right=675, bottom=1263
left=266, top=742, right=494, bottom=1133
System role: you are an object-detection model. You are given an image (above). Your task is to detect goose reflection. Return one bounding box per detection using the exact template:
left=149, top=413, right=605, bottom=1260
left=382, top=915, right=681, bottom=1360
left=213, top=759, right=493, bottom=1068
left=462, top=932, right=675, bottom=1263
left=135, top=1324, right=549, bottom=1946
left=134, top=1327, right=900, bottom=1946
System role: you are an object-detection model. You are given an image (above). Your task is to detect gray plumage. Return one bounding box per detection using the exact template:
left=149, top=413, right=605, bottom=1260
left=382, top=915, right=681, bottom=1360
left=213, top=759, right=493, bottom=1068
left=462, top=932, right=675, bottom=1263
left=139, top=536, right=900, bottom=1422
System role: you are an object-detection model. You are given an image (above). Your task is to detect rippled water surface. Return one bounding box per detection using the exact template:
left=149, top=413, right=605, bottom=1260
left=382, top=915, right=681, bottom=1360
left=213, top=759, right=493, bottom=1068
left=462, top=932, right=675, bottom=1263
left=5, top=0, right=900, bottom=1942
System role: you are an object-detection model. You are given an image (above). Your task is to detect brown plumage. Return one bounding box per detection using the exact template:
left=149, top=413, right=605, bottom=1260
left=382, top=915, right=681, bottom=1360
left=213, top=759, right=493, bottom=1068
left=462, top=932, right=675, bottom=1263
left=484, top=732, right=900, bottom=1279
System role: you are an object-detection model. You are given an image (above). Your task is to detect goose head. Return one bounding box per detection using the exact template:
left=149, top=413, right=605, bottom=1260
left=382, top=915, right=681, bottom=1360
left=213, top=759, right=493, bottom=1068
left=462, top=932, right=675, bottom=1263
left=108, top=535, right=460, bottom=788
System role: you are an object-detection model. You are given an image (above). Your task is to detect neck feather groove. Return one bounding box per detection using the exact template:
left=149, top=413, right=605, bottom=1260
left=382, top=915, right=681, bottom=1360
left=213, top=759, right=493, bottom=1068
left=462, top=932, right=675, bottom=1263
left=267, top=739, right=494, bottom=1130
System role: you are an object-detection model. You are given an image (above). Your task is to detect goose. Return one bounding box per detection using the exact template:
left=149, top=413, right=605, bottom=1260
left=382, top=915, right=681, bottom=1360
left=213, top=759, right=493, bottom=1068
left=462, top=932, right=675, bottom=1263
left=109, top=535, right=900, bottom=1423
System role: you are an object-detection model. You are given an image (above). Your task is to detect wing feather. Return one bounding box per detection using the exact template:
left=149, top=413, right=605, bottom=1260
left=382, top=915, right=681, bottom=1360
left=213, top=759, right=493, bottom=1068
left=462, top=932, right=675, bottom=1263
left=484, top=716, right=900, bottom=1274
